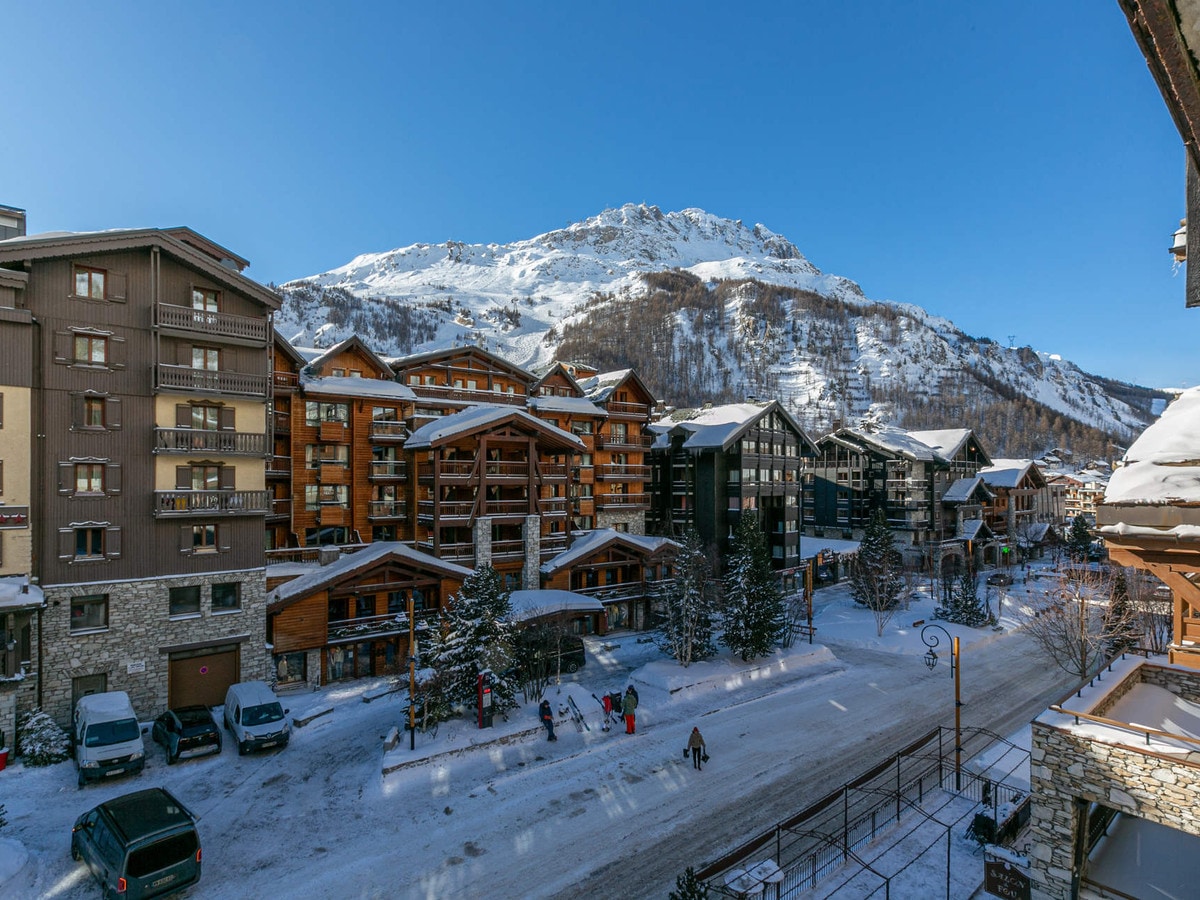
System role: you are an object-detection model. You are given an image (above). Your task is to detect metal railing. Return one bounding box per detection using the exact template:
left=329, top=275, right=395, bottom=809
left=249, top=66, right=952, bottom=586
left=369, top=421, right=409, bottom=441
left=369, top=460, right=406, bottom=480
left=595, top=492, right=650, bottom=509
left=368, top=500, right=407, bottom=521
left=156, top=364, right=269, bottom=397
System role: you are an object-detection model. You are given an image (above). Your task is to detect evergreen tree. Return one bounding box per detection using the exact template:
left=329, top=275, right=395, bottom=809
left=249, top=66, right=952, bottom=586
left=669, top=867, right=710, bottom=900
left=1105, top=569, right=1140, bottom=654
left=657, top=527, right=719, bottom=667
left=1068, top=515, right=1093, bottom=561
left=428, top=566, right=520, bottom=713
left=850, top=509, right=903, bottom=611
left=940, top=563, right=990, bottom=627
left=722, top=512, right=785, bottom=661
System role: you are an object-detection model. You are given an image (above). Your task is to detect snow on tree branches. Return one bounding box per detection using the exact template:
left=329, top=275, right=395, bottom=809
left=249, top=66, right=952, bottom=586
left=849, top=510, right=905, bottom=636
left=656, top=527, right=719, bottom=667
left=722, top=512, right=785, bottom=661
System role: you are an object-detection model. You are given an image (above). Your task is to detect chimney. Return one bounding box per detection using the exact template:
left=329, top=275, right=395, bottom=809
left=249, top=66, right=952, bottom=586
left=0, top=204, right=27, bottom=240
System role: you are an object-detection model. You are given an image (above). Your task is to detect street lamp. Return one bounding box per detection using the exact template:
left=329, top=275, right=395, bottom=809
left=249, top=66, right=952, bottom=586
left=921, top=623, right=962, bottom=791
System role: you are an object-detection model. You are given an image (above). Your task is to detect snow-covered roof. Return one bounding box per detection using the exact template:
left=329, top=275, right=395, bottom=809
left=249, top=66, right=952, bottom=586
left=508, top=590, right=605, bottom=622
left=799, top=537, right=860, bottom=559
left=1104, top=387, right=1200, bottom=507
left=526, top=395, right=607, bottom=417
left=908, top=429, right=975, bottom=461
left=540, top=529, right=679, bottom=574
left=577, top=369, right=634, bottom=403
left=834, top=425, right=938, bottom=462
left=941, top=476, right=990, bottom=504
left=958, top=519, right=988, bottom=541
left=0, top=576, right=43, bottom=611
left=300, top=373, right=416, bottom=402
left=405, top=404, right=585, bottom=451
left=270, top=543, right=473, bottom=607
left=648, top=401, right=800, bottom=452
left=980, top=459, right=1035, bottom=489
left=1019, top=522, right=1052, bottom=544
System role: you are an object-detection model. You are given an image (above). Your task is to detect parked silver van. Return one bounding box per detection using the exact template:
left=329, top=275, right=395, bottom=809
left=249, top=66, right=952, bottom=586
left=223, top=681, right=290, bottom=755
left=71, top=787, right=201, bottom=898
left=73, top=691, right=146, bottom=788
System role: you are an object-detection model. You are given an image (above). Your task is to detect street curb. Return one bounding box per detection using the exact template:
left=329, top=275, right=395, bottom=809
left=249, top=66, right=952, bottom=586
left=381, top=724, right=548, bottom=777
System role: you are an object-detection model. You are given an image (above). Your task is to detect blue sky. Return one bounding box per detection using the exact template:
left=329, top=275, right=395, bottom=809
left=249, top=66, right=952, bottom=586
left=5, top=2, right=1194, bottom=388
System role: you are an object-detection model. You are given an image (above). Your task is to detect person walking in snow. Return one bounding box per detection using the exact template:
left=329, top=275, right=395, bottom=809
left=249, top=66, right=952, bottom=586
left=622, top=686, right=638, bottom=734
left=686, top=727, right=706, bottom=770
left=539, top=699, right=556, bottom=742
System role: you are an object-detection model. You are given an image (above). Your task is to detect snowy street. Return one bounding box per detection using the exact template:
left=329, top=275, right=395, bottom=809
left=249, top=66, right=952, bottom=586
left=1, top=576, right=1079, bottom=899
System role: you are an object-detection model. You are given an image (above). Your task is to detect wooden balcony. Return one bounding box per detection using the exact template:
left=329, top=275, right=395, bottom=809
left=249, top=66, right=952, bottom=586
left=272, top=409, right=290, bottom=432
left=539, top=498, right=567, bottom=516
left=369, top=460, right=407, bottom=481
left=540, top=464, right=568, bottom=480
left=266, top=455, right=292, bottom=477
left=156, top=364, right=269, bottom=398
left=541, top=536, right=568, bottom=557
left=368, top=500, right=407, bottom=521
left=595, top=434, right=653, bottom=451
left=417, top=460, right=474, bottom=482
left=596, top=464, right=651, bottom=481
left=412, top=384, right=525, bottom=406
left=417, top=500, right=474, bottom=523
left=327, top=611, right=437, bottom=643
left=267, top=497, right=292, bottom=522
left=153, top=489, right=270, bottom=517
left=156, top=303, right=269, bottom=345
left=416, top=540, right=475, bottom=562
left=369, top=421, right=409, bottom=442
left=154, top=427, right=266, bottom=456
left=604, top=400, right=650, bottom=418
left=265, top=543, right=368, bottom=566
left=317, top=463, right=348, bottom=484
left=317, top=504, right=348, bottom=526
left=273, top=371, right=299, bottom=393
left=595, top=492, right=650, bottom=510
left=492, top=539, right=525, bottom=560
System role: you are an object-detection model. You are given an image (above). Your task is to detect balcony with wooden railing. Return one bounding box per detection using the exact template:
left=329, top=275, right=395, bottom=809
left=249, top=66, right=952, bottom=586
left=265, top=543, right=369, bottom=566
left=153, top=489, right=270, bottom=517
left=603, top=400, right=650, bottom=418
left=492, top=539, right=525, bottom=560
left=272, top=409, right=291, bottom=432
left=369, top=420, right=409, bottom=442
left=156, top=303, right=269, bottom=344
left=155, top=428, right=266, bottom=456
left=596, top=464, right=652, bottom=481
left=540, top=536, right=569, bottom=557
left=267, top=497, right=292, bottom=522
left=595, top=433, right=654, bottom=451
left=538, top=498, right=567, bottom=516
left=415, top=540, right=475, bottom=562
left=417, top=500, right=474, bottom=523
left=156, top=365, right=269, bottom=398
left=273, top=371, right=299, bottom=392
left=595, top=492, right=650, bottom=510
left=411, top=384, right=526, bottom=406
left=369, top=460, right=407, bottom=481
left=327, top=608, right=439, bottom=643
left=368, top=500, right=407, bottom=521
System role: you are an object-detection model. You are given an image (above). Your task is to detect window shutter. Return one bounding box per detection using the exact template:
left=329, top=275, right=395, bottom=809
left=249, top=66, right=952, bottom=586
left=219, top=466, right=236, bottom=490
left=176, top=466, right=191, bottom=490
left=218, top=523, right=231, bottom=552
left=180, top=525, right=192, bottom=554
left=176, top=404, right=192, bottom=428
left=107, top=271, right=127, bottom=302
left=105, top=463, right=122, bottom=494
left=71, top=393, right=85, bottom=428
left=58, top=462, right=74, bottom=495
left=58, top=528, right=75, bottom=559
left=108, top=335, right=127, bottom=370
left=53, top=330, right=73, bottom=364
left=179, top=343, right=192, bottom=366
left=219, top=406, right=236, bottom=430
left=105, top=397, right=122, bottom=429
left=105, top=526, right=121, bottom=559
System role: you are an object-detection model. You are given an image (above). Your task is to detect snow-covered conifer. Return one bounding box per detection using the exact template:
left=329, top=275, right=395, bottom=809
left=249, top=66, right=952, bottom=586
left=721, top=512, right=784, bottom=661
left=656, top=527, right=719, bottom=667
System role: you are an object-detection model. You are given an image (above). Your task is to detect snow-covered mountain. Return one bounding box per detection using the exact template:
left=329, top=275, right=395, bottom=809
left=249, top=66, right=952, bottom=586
left=277, top=204, right=1164, bottom=449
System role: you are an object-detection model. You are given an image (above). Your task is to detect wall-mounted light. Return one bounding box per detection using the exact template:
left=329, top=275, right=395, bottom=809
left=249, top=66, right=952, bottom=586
left=1171, top=218, right=1188, bottom=263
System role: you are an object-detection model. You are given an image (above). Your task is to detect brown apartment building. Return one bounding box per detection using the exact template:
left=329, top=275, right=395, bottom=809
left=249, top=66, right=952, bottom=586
left=0, top=224, right=279, bottom=725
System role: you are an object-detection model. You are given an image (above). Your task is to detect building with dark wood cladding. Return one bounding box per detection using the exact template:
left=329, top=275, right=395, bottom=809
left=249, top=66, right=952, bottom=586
left=0, top=225, right=279, bottom=724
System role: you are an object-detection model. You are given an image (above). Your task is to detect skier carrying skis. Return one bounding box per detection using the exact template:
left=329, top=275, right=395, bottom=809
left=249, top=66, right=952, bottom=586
left=539, top=699, right=557, bottom=742
left=622, top=686, right=638, bottom=734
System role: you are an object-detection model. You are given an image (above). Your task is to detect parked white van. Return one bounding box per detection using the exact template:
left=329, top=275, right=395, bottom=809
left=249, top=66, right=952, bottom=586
left=73, top=691, right=146, bottom=788
left=223, top=681, right=290, bottom=755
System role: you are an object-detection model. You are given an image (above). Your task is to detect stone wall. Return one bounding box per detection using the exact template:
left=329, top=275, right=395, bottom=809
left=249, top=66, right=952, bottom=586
left=595, top=510, right=645, bottom=535
left=40, top=570, right=269, bottom=726
left=1028, top=666, right=1200, bottom=898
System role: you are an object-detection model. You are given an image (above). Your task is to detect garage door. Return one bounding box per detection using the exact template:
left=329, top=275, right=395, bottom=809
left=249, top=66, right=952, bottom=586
left=168, top=646, right=239, bottom=709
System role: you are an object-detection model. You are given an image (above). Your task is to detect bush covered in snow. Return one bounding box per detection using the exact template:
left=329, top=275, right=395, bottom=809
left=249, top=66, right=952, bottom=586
left=17, top=709, right=71, bottom=766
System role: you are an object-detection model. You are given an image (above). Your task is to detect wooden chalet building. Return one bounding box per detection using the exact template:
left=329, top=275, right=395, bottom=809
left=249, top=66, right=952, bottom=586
left=648, top=401, right=816, bottom=590
left=979, top=458, right=1058, bottom=562
left=266, top=542, right=471, bottom=686
left=0, top=225, right=278, bottom=724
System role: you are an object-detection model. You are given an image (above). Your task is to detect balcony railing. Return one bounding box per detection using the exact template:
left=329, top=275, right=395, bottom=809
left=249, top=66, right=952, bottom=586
left=539, top=498, right=567, bottom=516
left=267, top=455, right=292, bottom=477
left=264, top=543, right=369, bottom=566
left=273, top=371, right=299, bottom=392
left=492, top=539, right=525, bottom=560
left=272, top=410, right=290, bottom=432
left=596, top=464, right=651, bottom=481
left=368, top=500, right=407, bottom=521
left=541, top=536, right=568, bottom=556
left=153, top=489, right=270, bottom=517
left=595, top=434, right=653, bottom=450
left=416, top=540, right=475, bottom=561
left=328, top=610, right=438, bottom=643
left=267, top=497, right=292, bottom=520
left=540, top=464, right=568, bottom=480
left=156, top=303, right=269, bottom=343
left=156, top=364, right=269, bottom=398
left=411, top=384, right=526, bottom=405
left=417, top=500, right=474, bottom=521
left=154, top=428, right=266, bottom=455
left=369, top=421, right=409, bottom=442
left=604, top=400, right=650, bottom=418
left=369, top=460, right=407, bottom=480
left=595, top=493, right=650, bottom=510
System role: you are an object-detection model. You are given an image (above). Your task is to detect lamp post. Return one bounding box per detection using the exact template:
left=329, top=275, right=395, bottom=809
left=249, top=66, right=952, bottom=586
left=408, top=596, right=417, bottom=752
left=921, top=623, right=962, bottom=791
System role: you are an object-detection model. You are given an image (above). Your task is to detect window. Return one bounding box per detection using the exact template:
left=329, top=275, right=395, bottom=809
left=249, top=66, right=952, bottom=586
left=577, top=453, right=593, bottom=468
left=74, top=266, right=106, bottom=299
left=304, top=401, right=349, bottom=425
left=191, top=465, right=221, bottom=491
left=355, top=595, right=375, bottom=619
left=75, top=527, right=105, bottom=559
left=191, top=404, right=221, bottom=430
left=331, top=368, right=345, bottom=377
left=74, top=333, right=108, bottom=365
left=192, top=346, right=220, bottom=371
left=192, top=287, right=219, bottom=312
left=212, top=582, right=241, bottom=612
left=349, top=369, right=362, bottom=378
left=75, top=463, right=104, bottom=494
left=571, top=421, right=593, bottom=435
left=83, top=396, right=105, bottom=428
left=305, top=444, right=350, bottom=467
left=305, top=484, right=349, bottom=509
left=192, top=524, right=217, bottom=553
left=70, top=594, right=109, bottom=632
left=169, top=585, right=201, bottom=617
left=372, top=406, right=398, bottom=421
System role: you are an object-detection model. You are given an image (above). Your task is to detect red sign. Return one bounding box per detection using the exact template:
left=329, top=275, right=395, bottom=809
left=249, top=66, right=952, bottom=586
left=0, top=507, right=29, bottom=529
left=984, top=860, right=1030, bottom=900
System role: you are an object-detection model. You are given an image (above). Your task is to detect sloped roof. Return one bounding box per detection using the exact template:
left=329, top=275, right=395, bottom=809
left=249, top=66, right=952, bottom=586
left=540, top=528, right=679, bottom=574
left=958, top=519, right=992, bottom=541
left=577, top=369, right=656, bottom=405
left=509, top=590, right=605, bottom=622
left=527, top=395, right=607, bottom=417
left=908, top=429, right=987, bottom=464
left=531, top=361, right=586, bottom=396
left=269, top=543, right=473, bottom=611
left=384, top=345, right=536, bottom=384
left=299, top=373, right=416, bottom=402
left=942, top=476, right=992, bottom=504
left=306, top=335, right=397, bottom=379
left=1104, top=387, right=1200, bottom=506
left=980, top=459, right=1038, bottom=489
left=405, top=404, right=584, bottom=452
left=649, top=401, right=816, bottom=453
left=832, top=425, right=938, bottom=462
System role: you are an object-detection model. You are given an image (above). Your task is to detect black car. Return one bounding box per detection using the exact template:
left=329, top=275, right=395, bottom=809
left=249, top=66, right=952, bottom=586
left=72, top=787, right=202, bottom=898
left=151, top=706, right=222, bottom=764
left=986, top=572, right=1014, bottom=586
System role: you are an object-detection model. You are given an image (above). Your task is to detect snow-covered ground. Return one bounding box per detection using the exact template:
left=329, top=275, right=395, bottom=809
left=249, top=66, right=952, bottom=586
left=0, top=564, right=1072, bottom=899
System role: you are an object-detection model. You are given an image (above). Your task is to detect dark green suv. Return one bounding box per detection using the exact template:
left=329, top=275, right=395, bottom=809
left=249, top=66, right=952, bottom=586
left=71, top=787, right=201, bottom=898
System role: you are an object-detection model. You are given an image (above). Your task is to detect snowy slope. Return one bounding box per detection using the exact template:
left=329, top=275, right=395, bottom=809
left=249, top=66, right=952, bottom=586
left=277, top=204, right=1159, bottom=441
